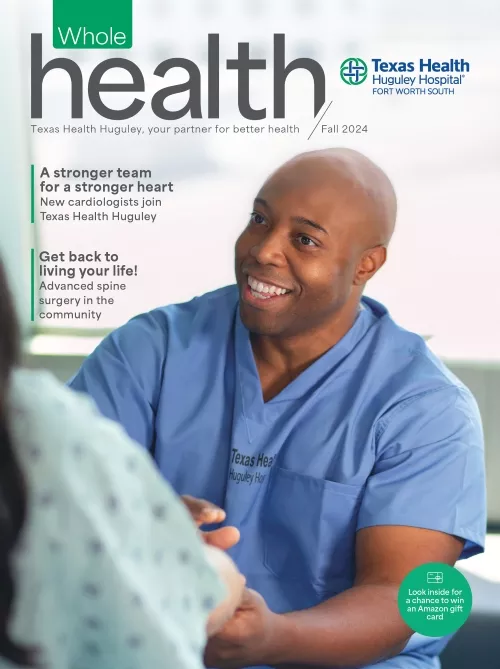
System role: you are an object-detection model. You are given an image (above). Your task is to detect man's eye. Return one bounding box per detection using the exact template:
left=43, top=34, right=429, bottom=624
left=250, top=212, right=266, bottom=225
left=297, top=234, right=317, bottom=247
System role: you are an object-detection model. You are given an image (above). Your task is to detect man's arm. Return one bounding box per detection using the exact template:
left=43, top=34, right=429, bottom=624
left=204, top=527, right=464, bottom=668
left=269, top=526, right=463, bottom=667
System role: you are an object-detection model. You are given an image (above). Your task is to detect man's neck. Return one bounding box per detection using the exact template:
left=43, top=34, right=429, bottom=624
left=250, top=303, right=361, bottom=402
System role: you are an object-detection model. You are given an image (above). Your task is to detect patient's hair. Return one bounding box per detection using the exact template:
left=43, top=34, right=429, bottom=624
left=0, top=259, right=34, bottom=665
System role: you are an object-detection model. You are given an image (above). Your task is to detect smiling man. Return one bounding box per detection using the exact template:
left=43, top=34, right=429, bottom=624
left=69, top=148, right=486, bottom=669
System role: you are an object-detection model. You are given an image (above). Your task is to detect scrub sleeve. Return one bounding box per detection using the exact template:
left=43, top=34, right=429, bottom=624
left=358, top=385, right=486, bottom=557
left=69, top=310, right=169, bottom=450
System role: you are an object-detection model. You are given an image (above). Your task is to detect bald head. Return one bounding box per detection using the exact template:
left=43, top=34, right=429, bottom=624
left=265, top=148, right=397, bottom=248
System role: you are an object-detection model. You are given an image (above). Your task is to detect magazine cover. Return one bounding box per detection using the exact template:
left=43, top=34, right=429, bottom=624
left=0, top=1, right=498, bottom=669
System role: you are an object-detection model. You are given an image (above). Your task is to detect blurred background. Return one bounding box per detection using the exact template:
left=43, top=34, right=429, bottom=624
left=1, top=1, right=499, bottom=665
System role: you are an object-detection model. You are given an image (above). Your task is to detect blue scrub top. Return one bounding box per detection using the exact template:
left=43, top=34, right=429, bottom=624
left=69, top=286, right=486, bottom=669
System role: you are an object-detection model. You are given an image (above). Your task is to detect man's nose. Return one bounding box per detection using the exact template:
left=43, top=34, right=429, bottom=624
left=250, top=230, right=285, bottom=265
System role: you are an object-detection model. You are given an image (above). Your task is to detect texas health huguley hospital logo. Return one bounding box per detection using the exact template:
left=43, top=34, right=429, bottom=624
left=340, top=58, right=368, bottom=85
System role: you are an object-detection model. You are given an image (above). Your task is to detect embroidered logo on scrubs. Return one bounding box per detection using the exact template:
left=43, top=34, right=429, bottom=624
left=228, top=447, right=275, bottom=485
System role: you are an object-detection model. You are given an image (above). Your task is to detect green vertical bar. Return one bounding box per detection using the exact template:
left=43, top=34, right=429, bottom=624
left=31, top=249, right=35, bottom=322
left=31, top=165, right=35, bottom=224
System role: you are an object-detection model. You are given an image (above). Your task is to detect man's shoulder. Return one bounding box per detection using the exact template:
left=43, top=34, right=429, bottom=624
left=363, top=296, right=472, bottom=401
left=360, top=302, right=483, bottom=457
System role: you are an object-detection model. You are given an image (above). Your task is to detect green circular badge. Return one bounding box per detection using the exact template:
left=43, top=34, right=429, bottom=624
left=397, top=563, right=472, bottom=637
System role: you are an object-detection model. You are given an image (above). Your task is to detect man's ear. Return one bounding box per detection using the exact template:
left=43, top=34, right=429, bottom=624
left=353, top=246, right=387, bottom=286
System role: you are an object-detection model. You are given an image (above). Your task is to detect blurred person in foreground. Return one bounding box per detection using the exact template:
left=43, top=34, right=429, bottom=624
left=0, top=259, right=245, bottom=669
left=70, top=148, right=487, bottom=669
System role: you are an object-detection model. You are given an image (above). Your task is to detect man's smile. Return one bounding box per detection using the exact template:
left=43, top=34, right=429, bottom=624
left=242, top=275, right=293, bottom=307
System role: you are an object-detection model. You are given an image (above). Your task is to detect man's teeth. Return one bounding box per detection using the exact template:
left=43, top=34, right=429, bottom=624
left=247, top=276, right=289, bottom=296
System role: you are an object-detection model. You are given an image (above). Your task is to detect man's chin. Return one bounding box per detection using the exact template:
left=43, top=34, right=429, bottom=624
left=239, top=301, right=285, bottom=336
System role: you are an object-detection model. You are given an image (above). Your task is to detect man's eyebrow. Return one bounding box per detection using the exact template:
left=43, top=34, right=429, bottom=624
left=292, top=216, right=328, bottom=235
left=254, top=197, right=271, bottom=211
left=253, top=198, right=328, bottom=235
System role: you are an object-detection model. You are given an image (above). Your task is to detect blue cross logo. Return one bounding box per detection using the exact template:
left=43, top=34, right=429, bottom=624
left=340, top=58, right=368, bottom=85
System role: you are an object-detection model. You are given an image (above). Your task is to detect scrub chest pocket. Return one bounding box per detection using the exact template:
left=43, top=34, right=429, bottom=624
left=262, top=467, right=364, bottom=592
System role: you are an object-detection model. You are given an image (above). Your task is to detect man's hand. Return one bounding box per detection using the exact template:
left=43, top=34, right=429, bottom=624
left=181, top=494, right=226, bottom=526
left=204, top=588, right=282, bottom=669
left=181, top=494, right=240, bottom=551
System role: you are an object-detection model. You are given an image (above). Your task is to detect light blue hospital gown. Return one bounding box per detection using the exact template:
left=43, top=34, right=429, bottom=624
left=3, top=369, right=226, bottom=669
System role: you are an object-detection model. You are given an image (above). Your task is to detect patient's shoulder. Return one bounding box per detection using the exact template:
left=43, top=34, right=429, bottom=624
left=7, top=368, right=138, bottom=480
left=9, top=368, right=104, bottom=446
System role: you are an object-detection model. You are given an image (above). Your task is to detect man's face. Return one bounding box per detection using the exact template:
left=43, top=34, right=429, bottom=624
left=235, top=166, right=365, bottom=337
